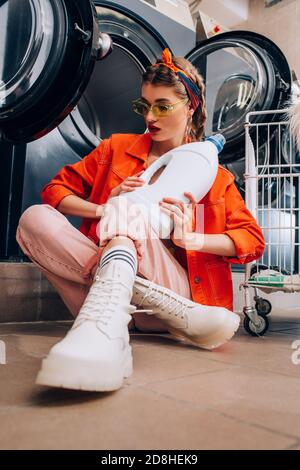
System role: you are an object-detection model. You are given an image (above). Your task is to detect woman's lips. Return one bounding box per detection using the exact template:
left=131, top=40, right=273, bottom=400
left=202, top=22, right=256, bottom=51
left=148, top=125, right=161, bottom=133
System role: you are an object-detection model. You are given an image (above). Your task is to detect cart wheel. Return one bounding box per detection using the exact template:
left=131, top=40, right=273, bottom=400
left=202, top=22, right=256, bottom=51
left=255, top=299, right=272, bottom=315
left=244, top=313, right=269, bottom=336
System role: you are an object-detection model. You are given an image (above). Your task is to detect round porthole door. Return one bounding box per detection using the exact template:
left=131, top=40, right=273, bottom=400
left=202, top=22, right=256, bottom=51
left=0, top=0, right=112, bottom=143
left=186, top=31, right=292, bottom=163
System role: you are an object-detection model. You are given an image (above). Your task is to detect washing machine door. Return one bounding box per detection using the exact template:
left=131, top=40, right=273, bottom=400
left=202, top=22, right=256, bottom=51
left=60, top=2, right=169, bottom=148
left=0, top=0, right=110, bottom=143
left=186, top=31, right=291, bottom=163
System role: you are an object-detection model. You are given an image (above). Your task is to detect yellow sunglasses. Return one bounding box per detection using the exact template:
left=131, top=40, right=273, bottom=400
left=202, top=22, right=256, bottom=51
left=132, top=97, right=189, bottom=118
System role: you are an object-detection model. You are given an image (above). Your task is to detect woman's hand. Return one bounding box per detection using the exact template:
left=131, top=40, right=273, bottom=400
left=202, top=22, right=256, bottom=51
left=159, top=192, right=204, bottom=251
left=95, top=205, right=104, bottom=218
left=108, top=171, right=145, bottom=199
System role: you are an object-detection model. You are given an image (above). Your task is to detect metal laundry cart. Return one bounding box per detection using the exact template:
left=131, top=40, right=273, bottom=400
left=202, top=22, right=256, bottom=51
left=241, top=108, right=300, bottom=336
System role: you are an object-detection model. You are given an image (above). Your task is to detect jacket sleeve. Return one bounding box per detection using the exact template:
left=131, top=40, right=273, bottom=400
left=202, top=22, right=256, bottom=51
left=222, top=180, right=265, bottom=264
left=41, top=138, right=111, bottom=208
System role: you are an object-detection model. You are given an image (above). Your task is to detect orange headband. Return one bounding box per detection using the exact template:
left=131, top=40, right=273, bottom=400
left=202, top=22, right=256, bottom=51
left=160, top=48, right=191, bottom=79
left=153, top=48, right=201, bottom=111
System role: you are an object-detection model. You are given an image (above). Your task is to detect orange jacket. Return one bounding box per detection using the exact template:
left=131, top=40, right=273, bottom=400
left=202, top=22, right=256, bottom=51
left=41, top=133, right=265, bottom=310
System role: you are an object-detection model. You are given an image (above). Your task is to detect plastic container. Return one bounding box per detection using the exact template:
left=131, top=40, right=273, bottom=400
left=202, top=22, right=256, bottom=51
left=114, top=134, right=225, bottom=237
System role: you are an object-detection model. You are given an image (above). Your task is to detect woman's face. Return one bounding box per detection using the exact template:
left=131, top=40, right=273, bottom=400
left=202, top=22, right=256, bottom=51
left=141, top=83, right=190, bottom=142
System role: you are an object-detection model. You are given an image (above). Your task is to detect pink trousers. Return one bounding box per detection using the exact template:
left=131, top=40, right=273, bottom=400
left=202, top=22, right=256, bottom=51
left=16, top=204, right=192, bottom=332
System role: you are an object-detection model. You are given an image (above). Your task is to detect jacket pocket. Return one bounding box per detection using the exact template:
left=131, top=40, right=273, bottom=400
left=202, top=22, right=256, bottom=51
left=203, top=199, right=226, bottom=233
left=205, top=259, right=233, bottom=306
left=98, top=169, right=123, bottom=203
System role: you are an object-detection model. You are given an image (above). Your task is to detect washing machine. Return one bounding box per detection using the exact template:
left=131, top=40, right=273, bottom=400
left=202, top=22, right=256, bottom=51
left=0, top=0, right=196, bottom=259
left=0, top=0, right=293, bottom=261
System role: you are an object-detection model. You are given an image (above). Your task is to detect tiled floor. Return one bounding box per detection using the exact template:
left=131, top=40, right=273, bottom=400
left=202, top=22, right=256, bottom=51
left=0, top=308, right=300, bottom=450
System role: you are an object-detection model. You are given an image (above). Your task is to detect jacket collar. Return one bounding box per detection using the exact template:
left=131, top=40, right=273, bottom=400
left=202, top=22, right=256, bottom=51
left=125, top=132, right=153, bottom=168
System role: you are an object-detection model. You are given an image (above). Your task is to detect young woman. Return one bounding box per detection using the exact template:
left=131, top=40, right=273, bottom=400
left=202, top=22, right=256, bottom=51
left=16, top=49, right=265, bottom=392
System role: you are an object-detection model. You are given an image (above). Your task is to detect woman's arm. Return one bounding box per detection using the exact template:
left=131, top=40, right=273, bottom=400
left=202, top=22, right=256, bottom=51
left=160, top=194, right=236, bottom=255
left=220, top=181, right=265, bottom=264
left=41, top=138, right=111, bottom=210
left=193, top=182, right=265, bottom=260
left=196, top=233, right=237, bottom=256
left=57, top=195, right=104, bottom=219
left=159, top=187, right=264, bottom=261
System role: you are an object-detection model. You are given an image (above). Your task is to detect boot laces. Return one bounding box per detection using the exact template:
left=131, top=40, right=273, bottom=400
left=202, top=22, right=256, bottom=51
left=74, top=277, right=130, bottom=327
left=138, top=284, right=189, bottom=319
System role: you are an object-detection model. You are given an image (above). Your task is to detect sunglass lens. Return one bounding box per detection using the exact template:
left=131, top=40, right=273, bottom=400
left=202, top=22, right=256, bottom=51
left=153, top=105, right=171, bottom=117
left=132, top=101, right=148, bottom=115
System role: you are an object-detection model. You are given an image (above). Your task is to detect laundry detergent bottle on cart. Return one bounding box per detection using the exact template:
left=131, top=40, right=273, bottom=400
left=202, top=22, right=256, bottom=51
left=115, top=134, right=225, bottom=238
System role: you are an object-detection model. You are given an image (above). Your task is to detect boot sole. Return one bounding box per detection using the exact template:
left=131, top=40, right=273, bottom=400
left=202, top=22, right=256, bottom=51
left=36, top=349, right=133, bottom=392
left=168, top=312, right=240, bottom=350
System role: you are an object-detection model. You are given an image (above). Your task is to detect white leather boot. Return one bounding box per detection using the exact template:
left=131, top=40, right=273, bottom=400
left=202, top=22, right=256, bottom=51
left=132, top=276, right=240, bottom=350
left=36, top=262, right=136, bottom=391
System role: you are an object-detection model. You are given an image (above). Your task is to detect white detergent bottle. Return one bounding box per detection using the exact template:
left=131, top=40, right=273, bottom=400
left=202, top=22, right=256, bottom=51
left=115, top=134, right=225, bottom=238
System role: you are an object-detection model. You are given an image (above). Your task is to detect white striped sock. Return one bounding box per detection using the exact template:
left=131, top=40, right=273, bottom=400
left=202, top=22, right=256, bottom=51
left=100, top=245, right=137, bottom=275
